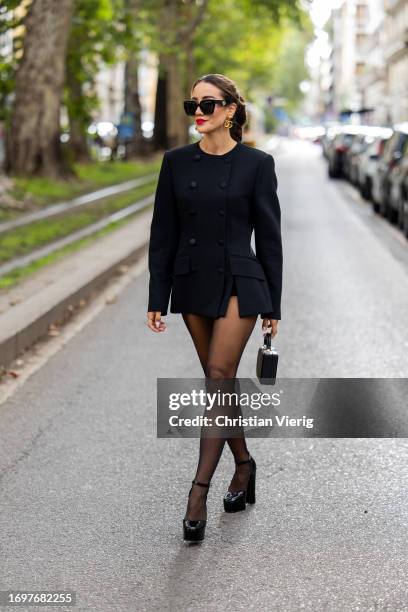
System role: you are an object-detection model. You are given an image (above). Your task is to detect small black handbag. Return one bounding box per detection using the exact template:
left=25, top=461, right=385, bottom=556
left=256, top=330, right=278, bottom=384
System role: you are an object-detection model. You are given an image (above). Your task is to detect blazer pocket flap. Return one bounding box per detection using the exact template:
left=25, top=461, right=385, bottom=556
left=173, top=255, right=190, bottom=275
left=229, top=256, right=266, bottom=280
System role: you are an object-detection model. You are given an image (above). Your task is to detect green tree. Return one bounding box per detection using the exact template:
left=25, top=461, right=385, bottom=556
left=5, top=0, right=75, bottom=178
left=147, top=0, right=309, bottom=148
left=0, top=1, right=28, bottom=124
left=191, top=0, right=312, bottom=125
left=270, top=24, right=313, bottom=115
left=65, top=0, right=130, bottom=162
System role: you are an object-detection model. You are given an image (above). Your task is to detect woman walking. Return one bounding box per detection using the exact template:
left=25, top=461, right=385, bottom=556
left=147, top=73, right=282, bottom=542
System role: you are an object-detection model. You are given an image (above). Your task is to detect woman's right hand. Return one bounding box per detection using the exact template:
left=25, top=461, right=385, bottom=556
left=261, top=318, right=278, bottom=339
left=147, top=311, right=167, bottom=332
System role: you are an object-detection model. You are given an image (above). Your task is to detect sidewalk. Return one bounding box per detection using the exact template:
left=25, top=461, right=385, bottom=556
left=0, top=207, right=152, bottom=370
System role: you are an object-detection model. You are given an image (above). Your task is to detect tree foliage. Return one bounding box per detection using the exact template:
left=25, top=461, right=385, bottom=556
left=0, top=1, right=26, bottom=122
left=0, top=0, right=313, bottom=177
left=192, top=0, right=312, bottom=108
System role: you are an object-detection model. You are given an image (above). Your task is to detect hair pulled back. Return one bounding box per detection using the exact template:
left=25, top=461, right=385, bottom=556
left=191, top=73, right=247, bottom=143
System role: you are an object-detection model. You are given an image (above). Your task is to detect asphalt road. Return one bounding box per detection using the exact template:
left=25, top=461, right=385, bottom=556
left=1, top=138, right=408, bottom=612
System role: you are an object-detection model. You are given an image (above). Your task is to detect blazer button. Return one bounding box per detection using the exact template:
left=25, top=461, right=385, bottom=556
left=218, top=209, right=225, bottom=216
left=219, top=180, right=227, bottom=188
left=218, top=267, right=224, bottom=273
left=189, top=238, right=197, bottom=245
left=188, top=209, right=197, bottom=215
left=217, top=239, right=224, bottom=246
left=189, top=180, right=197, bottom=188
left=194, top=154, right=201, bottom=160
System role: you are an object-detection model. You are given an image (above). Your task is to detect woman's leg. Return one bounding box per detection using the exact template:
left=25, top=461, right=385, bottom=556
left=181, top=312, right=214, bottom=374
left=206, top=297, right=258, bottom=494
left=182, top=312, right=223, bottom=521
left=182, top=296, right=257, bottom=521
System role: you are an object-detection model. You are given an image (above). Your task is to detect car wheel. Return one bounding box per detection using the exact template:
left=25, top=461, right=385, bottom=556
left=329, top=165, right=340, bottom=179
left=387, top=205, right=398, bottom=224
left=361, top=178, right=371, bottom=200
left=379, top=192, right=388, bottom=217
left=397, top=197, right=404, bottom=230
left=403, top=212, right=408, bottom=238
left=403, top=201, right=408, bottom=238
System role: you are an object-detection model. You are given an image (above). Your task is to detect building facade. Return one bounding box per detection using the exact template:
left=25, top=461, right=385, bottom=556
left=319, top=0, right=408, bottom=125
left=383, top=0, right=408, bottom=123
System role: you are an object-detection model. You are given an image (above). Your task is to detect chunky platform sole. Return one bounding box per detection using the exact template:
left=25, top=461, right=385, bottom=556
left=183, top=519, right=207, bottom=541
left=183, top=479, right=210, bottom=541
left=223, top=456, right=256, bottom=512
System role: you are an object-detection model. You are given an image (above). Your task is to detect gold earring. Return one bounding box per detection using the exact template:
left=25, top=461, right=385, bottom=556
left=224, top=116, right=233, bottom=128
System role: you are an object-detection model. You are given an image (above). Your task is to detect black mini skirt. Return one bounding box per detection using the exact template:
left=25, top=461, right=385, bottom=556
left=215, top=272, right=239, bottom=317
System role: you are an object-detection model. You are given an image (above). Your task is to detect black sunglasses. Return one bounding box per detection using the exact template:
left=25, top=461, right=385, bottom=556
left=183, top=98, right=231, bottom=116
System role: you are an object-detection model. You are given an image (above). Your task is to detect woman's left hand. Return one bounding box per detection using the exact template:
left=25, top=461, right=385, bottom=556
left=262, top=318, right=278, bottom=339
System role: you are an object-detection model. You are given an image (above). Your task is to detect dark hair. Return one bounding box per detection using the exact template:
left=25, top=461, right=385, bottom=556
left=191, top=73, right=247, bottom=143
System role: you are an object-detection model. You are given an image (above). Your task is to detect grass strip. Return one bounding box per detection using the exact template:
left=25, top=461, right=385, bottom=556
left=0, top=156, right=162, bottom=222
left=0, top=204, right=151, bottom=290
left=0, top=181, right=156, bottom=264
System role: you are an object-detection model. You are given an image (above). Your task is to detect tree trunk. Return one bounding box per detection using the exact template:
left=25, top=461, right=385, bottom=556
left=66, top=66, right=91, bottom=163
left=153, top=58, right=167, bottom=150
left=155, top=1, right=186, bottom=150
left=5, top=0, right=75, bottom=178
left=124, top=54, right=146, bottom=158
left=183, top=34, right=196, bottom=138
left=165, top=51, right=186, bottom=149
left=123, top=0, right=151, bottom=157
left=153, top=0, right=208, bottom=150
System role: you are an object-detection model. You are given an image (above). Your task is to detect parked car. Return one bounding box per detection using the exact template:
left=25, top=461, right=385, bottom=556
left=344, top=126, right=392, bottom=186
left=357, top=131, right=393, bottom=200
left=326, top=124, right=383, bottom=179
left=400, top=163, right=408, bottom=238
left=320, top=125, right=340, bottom=160
left=344, top=133, right=371, bottom=184
left=389, top=139, right=408, bottom=230
left=371, top=123, right=408, bottom=217
left=293, top=125, right=326, bottom=143
left=327, top=127, right=357, bottom=178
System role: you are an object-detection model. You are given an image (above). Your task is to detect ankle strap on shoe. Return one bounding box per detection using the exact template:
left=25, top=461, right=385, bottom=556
left=192, top=479, right=211, bottom=488
left=235, top=455, right=252, bottom=466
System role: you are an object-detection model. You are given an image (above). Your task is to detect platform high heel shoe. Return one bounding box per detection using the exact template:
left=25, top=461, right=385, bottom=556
left=223, top=454, right=256, bottom=513
left=183, top=480, right=211, bottom=542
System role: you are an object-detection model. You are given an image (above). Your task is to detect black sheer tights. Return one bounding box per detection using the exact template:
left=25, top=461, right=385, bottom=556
left=182, top=295, right=258, bottom=521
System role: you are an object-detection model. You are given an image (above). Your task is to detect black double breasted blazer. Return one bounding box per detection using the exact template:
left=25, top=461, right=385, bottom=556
left=147, top=140, right=283, bottom=319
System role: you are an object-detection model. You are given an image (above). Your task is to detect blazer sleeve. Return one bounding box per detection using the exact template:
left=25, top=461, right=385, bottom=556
left=147, top=151, right=180, bottom=315
left=253, top=153, right=283, bottom=320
